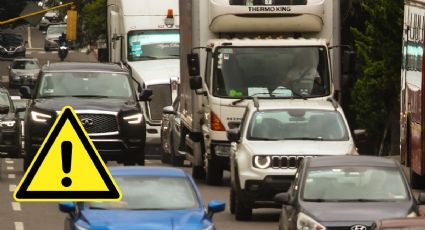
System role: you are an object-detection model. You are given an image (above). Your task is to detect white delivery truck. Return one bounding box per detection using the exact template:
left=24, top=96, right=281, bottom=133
left=179, top=0, right=346, bottom=185
left=107, top=0, right=180, bottom=156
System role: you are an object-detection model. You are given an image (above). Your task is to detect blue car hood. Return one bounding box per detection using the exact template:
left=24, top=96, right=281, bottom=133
left=81, top=209, right=209, bottom=230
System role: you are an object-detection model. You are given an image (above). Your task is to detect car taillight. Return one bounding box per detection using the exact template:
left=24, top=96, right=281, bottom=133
left=211, top=112, right=225, bottom=131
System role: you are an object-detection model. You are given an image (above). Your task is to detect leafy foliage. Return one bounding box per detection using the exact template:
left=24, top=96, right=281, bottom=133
left=80, top=0, right=106, bottom=44
left=350, top=0, right=403, bottom=152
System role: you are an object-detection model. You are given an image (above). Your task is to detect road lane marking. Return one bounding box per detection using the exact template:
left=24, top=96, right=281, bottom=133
left=11, top=202, right=21, bottom=211
left=146, top=160, right=152, bottom=164
left=9, top=184, right=16, bottom=192
left=8, top=174, right=16, bottom=179
left=5, top=159, right=14, bottom=164
left=27, top=25, right=32, bottom=49
left=7, top=166, right=14, bottom=170
left=14, top=222, right=24, bottom=230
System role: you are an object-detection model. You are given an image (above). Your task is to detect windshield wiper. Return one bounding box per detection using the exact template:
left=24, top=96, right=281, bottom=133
left=231, top=92, right=271, bottom=106
left=283, top=137, right=324, bottom=141
left=277, top=84, right=307, bottom=100
left=341, top=199, right=391, bottom=202
left=249, top=137, right=279, bottom=141
left=71, top=95, right=109, bottom=98
left=89, top=207, right=108, bottom=210
left=137, top=56, right=158, bottom=60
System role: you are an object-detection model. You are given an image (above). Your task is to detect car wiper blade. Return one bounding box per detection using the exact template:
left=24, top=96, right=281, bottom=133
left=341, top=199, right=390, bottom=202
left=89, top=207, right=109, bottom=210
left=231, top=92, right=271, bottom=106
left=38, top=95, right=69, bottom=98
left=250, top=137, right=278, bottom=141
left=278, top=84, right=307, bottom=100
left=283, top=137, right=324, bottom=141
left=71, top=95, right=109, bottom=98
left=138, top=56, right=159, bottom=60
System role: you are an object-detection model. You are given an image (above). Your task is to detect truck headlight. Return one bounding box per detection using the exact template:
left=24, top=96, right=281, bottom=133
left=123, top=113, right=143, bottom=124
left=297, top=212, right=326, bottom=230
left=0, top=120, right=16, bottom=127
left=31, top=111, right=51, bottom=123
left=253, top=155, right=271, bottom=169
left=214, top=145, right=231, bottom=157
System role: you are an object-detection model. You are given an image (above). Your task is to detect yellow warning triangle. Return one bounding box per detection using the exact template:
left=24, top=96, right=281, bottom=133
left=14, top=106, right=122, bottom=202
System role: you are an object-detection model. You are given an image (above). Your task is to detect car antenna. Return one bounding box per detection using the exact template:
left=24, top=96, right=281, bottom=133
left=253, top=97, right=260, bottom=111
left=327, top=97, right=338, bottom=111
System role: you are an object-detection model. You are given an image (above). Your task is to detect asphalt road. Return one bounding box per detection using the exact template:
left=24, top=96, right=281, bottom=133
left=0, top=25, right=280, bottom=230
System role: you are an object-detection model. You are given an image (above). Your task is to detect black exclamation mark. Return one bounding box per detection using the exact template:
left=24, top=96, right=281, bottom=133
left=61, top=141, right=72, bottom=187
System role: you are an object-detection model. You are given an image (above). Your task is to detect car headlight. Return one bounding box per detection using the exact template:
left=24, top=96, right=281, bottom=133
left=253, top=155, right=271, bottom=169
left=349, top=146, right=359, bottom=155
left=297, top=212, right=326, bottom=230
left=0, top=120, right=16, bottom=127
left=202, top=225, right=214, bottom=230
left=123, top=113, right=143, bottom=124
left=15, top=46, right=25, bottom=52
left=214, top=145, right=231, bottom=157
left=407, top=211, right=417, bottom=218
left=31, top=111, right=51, bottom=123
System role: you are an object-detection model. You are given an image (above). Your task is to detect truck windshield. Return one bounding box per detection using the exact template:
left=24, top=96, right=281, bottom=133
left=127, top=30, right=180, bottom=61
left=212, top=47, right=330, bottom=98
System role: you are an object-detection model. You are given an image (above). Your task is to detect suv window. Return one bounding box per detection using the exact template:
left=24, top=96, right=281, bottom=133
left=0, top=92, right=11, bottom=108
left=37, top=72, right=135, bottom=99
left=46, top=25, right=66, bottom=35
left=12, top=60, right=40, bottom=70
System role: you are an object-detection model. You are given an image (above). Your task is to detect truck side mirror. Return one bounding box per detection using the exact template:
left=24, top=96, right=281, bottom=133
left=20, top=86, right=32, bottom=99
left=190, top=76, right=202, bottom=90
left=187, top=53, right=200, bottom=77
left=342, top=50, right=356, bottom=75
left=139, top=89, right=153, bottom=101
left=97, top=47, right=109, bottom=62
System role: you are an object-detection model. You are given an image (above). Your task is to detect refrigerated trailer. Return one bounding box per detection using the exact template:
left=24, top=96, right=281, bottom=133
left=179, top=0, right=345, bottom=185
left=400, top=0, right=425, bottom=189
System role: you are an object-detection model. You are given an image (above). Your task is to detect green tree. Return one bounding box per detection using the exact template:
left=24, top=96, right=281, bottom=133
left=81, top=0, right=106, bottom=45
left=350, top=0, right=403, bottom=153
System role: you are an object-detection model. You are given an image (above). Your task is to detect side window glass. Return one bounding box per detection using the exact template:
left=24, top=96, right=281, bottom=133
left=205, top=51, right=213, bottom=88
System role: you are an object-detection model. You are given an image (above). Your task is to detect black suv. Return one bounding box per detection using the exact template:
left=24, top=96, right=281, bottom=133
left=0, top=33, right=26, bottom=58
left=20, top=62, right=152, bottom=170
left=0, top=87, right=25, bottom=158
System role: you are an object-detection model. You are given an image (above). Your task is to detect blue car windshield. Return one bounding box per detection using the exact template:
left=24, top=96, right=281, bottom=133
left=89, top=176, right=200, bottom=210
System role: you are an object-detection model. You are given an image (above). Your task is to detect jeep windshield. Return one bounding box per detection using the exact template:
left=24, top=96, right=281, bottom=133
left=127, top=30, right=179, bottom=61
left=37, top=72, right=134, bottom=100
left=247, top=110, right=349, bottom=141
left=212, top=46, right=330, bottom=98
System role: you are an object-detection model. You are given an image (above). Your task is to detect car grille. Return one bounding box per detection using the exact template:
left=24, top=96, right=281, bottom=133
left=77, top=114, right=118, bottom=134
left=147, top=84, right=172, bottom=121
left=229, top=0, right=307, bottom=5
left=271, top=156, right=313, bottom=168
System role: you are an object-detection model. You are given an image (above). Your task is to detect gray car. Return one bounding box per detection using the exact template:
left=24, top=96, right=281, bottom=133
left=160, top=96, right=184, bottom=166
left=39, top=11, right=61, bottom=31
left=8, top=58, right=41, bottom=88
left=44, top=24, right=66, bottom=51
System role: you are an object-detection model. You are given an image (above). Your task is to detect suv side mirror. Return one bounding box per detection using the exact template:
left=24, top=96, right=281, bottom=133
left=162, top=106, right=176, bottom=115
left=0, top=105, right=9, bottom=114
left=139, top=89, right=153, bottom=101
left=187, top=53, right=200, bottom=77
left=274, top=192, right=291, bottom=205
left=20, top=86, right=32, bottom=99
left=227, top=128, right=241, bottom=142
left=190, top=76, right=202, bottom=90
left=58, top=202, right=76, bottom=213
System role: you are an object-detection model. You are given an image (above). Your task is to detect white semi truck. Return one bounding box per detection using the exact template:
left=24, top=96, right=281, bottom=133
left=179, top=0, right=345, bottom=185
left=106, top=0, right=180, bottom=155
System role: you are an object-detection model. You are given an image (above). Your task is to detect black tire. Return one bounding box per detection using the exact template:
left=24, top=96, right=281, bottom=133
left=192, top=165, right=206, bottom=179
left=206, top=158, right=223, bottom=185
left=235, top=193, right=252, bottom=221
left=230, top=188, right=236, bottom=214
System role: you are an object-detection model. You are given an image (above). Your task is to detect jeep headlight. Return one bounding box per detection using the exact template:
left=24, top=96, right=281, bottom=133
left=297, top=212, right=326, bottom=230
left=31, top=111, right=51, bottom=123
left=253, top=155, right=271, bottom=169
left=123, top=113, right=143, bottom=124
left=0, top=120, right=16, bottom=127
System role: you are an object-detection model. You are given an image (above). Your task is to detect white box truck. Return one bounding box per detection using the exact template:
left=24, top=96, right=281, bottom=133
left=179, top=0, right=344, bottom=185
left=107, top=0, right=180, bottom=155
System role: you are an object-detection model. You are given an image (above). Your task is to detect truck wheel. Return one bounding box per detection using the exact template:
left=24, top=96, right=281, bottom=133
left=206, top=158, right=223, bottom=185
left=230, top=188, right=236, bottom=214
left=235, top=193, right=252, bottom=221
left=410, top=169, right=425, bottom=189
left=192, top=165, right=206, bottom=179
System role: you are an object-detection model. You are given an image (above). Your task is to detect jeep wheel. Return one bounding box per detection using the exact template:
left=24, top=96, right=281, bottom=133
left=206, top=158, right=223, bottom=185
left=235, top=193, right=252, bottom=221
left=192, top=165, right=205, bottom=179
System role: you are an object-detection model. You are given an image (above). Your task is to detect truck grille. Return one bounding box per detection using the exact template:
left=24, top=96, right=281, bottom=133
left=77, top=114, right=118, bottom=134
left=147, top=84, right=172, bottom=121
left=229, top=0, right=307, bottom=5
left=271, top=156, right=312, bottom=168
